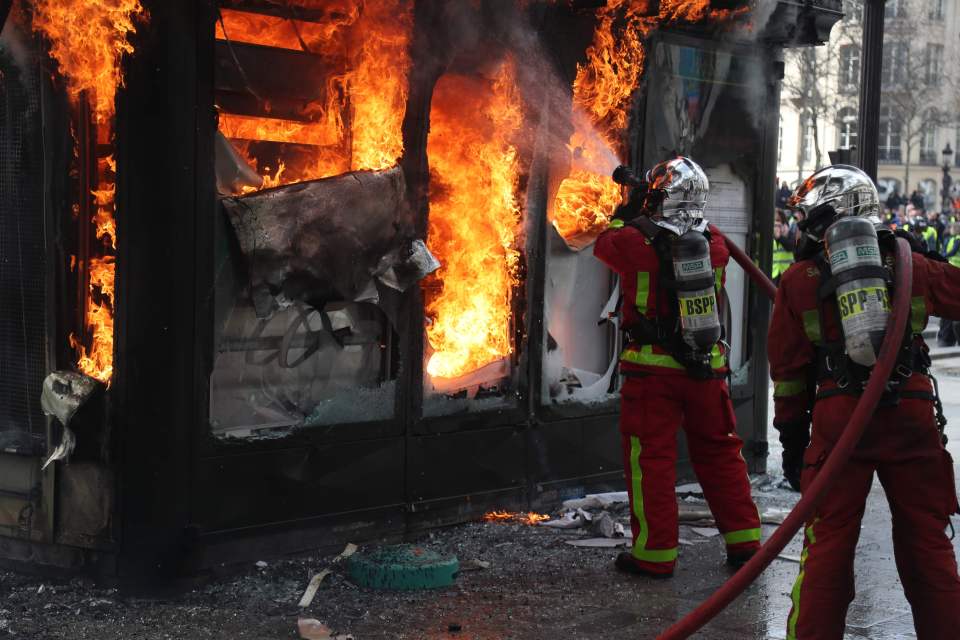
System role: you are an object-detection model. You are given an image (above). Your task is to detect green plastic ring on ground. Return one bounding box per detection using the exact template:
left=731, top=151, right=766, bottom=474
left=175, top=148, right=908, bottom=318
left=348, top=544, right=459, bottom=591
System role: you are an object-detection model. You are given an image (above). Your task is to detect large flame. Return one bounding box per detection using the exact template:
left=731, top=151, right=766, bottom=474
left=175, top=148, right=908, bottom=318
left=31, top=0, right=145, bottom=123
left=216, top=0, right=412, bottom=188
left=424, top=62, right=524, bottom=381
left=551, top=0, right=746, bottom=242
left=33, top=0, right=147, bottom=383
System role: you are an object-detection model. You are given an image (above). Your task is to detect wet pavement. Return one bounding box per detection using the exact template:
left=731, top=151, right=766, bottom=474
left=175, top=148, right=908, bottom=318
left=4, top=356, right=960, bottom=639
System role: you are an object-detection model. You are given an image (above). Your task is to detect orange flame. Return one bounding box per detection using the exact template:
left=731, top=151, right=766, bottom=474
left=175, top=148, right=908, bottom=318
left=216, top=0, right=412, bottom=189
left=219, top=113, right=341, bottom=147
left=33, top=0, right=146, bottom=383
left=551, top=0, right=746, bottom=243
left=424, top=62, right=524, bottom=381
left=215, top=7, right=356, bottom=52
left=32, top=0, right=145, bottom=123
left=483, top=511, right=551, bottom=525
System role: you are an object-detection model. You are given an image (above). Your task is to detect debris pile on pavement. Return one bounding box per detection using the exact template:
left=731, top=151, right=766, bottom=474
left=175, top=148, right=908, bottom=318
left=511, top=479, right=800, bottom=551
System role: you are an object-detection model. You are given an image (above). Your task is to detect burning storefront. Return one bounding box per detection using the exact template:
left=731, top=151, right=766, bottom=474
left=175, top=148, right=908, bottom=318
left=0, top=0, right=840, bottom=579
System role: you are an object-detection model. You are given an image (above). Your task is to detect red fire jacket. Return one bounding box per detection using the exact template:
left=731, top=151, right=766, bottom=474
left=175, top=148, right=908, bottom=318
left=769, top=250, right=960, bottom=426
left=593, top=220, right=729, bottom=376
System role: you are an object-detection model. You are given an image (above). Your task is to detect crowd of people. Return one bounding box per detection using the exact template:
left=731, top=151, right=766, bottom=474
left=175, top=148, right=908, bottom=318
left=774, top=179, right=960, bottom=346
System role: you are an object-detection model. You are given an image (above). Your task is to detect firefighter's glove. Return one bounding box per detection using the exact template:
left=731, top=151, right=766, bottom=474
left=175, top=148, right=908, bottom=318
left=776, top=419, right=810, bottom=493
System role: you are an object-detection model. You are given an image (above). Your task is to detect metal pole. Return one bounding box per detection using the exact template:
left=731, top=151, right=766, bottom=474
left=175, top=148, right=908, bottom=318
left=857, top=0, right=885, bottom=181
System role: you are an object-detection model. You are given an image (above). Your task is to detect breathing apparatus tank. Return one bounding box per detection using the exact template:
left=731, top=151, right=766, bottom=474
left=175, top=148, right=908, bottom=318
left=824, top=217, right=891, bottom=367
left=671, top=230, right=722, bottom=352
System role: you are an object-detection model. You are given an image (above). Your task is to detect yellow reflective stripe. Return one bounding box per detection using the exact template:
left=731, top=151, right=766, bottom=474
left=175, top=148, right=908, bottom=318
left=629, top=437, right=648, bottom=555
left=621, top=344, right=725, bottom=370
left=608, top=218, right=625, bottom=229
left=801, top=309, right=821, bottom=344
left=787, top=520, right=819, bottom=640
left=629, top=438, right=678, bottom=564
left=622, top=345, right=684, bottom=369
left=723, top=528, right=762, bottom=545
left=709, top=344, right=725, bottom=369
left=787, top=547, right=808, bottom=639
left=911, top=296, right=927, bottom=333
left=636, top=272, right=650, bottom=314
left=774, top=379, right=806, bottom=398
left=634, top=546, right=679, bottom=563
left=714, top=266, right=723, bottom=291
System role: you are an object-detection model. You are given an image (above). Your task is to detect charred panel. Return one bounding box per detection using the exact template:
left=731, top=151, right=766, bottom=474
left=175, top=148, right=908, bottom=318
left=0, top=23, right=47, bottom=452
left=214, top=41, right=340, bottom=102
left=407, top=428, right=525, bottom=505
left=196, top=438, right=404, bottom=532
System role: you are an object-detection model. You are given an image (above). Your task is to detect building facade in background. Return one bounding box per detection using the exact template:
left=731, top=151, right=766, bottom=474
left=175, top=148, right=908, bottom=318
left=778, top=0, right=960, bottom=209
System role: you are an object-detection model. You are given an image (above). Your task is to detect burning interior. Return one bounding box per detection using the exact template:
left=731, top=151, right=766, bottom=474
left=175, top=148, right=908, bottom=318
left=0, top=0, right=841, bottom=576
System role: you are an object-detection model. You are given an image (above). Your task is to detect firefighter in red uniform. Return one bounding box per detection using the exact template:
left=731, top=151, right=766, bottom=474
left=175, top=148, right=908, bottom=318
left=770, top=165, right=960, bottom=639
left=594, top=157, right=762, bottom=578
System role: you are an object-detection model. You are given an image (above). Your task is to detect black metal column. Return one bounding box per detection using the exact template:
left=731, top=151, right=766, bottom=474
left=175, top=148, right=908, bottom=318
left=857, top=0, right=885, bottom=181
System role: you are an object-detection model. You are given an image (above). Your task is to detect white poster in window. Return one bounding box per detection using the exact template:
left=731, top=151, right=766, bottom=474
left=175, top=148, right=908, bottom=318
left=704, top=164, right=750, bottom=371
left=705, top=165, right=750, bottom=235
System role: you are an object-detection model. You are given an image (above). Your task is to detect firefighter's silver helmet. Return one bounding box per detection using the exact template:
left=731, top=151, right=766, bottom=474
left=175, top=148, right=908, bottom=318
left=787, top=165, right=881, bottom=234
left=646, top=156, right=709, bottom=235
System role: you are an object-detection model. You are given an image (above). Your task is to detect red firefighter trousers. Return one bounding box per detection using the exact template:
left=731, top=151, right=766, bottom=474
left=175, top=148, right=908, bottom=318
left=620, top=374, right=761, bottom=574
left=788, top=396, right=960, bottom=640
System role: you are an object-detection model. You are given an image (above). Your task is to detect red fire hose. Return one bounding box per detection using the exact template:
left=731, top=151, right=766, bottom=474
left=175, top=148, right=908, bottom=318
left=722, top=234, right=778, bottom=301
left=655, top=235, right=914, bottom=640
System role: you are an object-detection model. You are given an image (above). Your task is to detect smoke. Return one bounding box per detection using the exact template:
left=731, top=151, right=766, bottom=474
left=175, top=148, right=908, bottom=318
left=0, top=1, right=34, bottom=77
left=569, top=109, right=620, bottom=175
left=487, top=4, right=622, bottom=177
left=722, top=0, right=782, bottom=133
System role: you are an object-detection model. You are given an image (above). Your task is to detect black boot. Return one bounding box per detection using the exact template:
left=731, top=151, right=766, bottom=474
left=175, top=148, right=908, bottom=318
left=726, top=548, right=758, bottom=569
left=614, top=552, right=674, bottom=578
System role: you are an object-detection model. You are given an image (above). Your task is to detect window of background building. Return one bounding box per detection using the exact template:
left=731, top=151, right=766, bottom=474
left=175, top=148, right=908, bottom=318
left=920, top=109, right=938, bottom=164
left=882, top=42, right=908, bottom=84
left=879, top=106, right=902, bottom=163
left=837, top=106, right=859, bottom=149
left=778, top=124, right=783, bottom=164
left=801, top=114, right=816, bottom=165
left=920, top=178, right=937, bottom=209
left=925, top=44, right=944, bottom=84
left=885, top=0, right=904, bottom=18
left=920, top=130, right=937, bottom=164
left=877, top=177, right=902, bottom=201
left=928, top=0, right=945, bottom=20
left=956, top=128, right=960, bottom=167
left=839, top=45, right=860, bottom=91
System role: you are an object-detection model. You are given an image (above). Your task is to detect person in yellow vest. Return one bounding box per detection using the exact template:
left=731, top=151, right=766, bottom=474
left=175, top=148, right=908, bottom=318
left=921, top=216, right=939, bottom=253
left=772, top=209, right=795, bottom=283
left=939, top=223, right=960, bottom=346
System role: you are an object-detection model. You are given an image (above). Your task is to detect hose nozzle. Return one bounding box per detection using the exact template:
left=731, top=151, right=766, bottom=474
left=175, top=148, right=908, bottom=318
left=612, top=165, right=644, bottom=188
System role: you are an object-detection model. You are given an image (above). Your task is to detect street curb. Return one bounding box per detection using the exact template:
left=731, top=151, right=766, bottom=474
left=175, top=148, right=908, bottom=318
left=931, top=350, right=960, bottom=362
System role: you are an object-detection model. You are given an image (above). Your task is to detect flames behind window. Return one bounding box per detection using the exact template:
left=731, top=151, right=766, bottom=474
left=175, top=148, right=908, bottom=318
left=214, top=0, right=412, bottom=190
left=31, top=0, right=147, bottom=384
left=210, top=0, right=414, bottom=435
left=423, top=62, right=524, bottom=391
left=549, top=0, right=749, bottom=247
